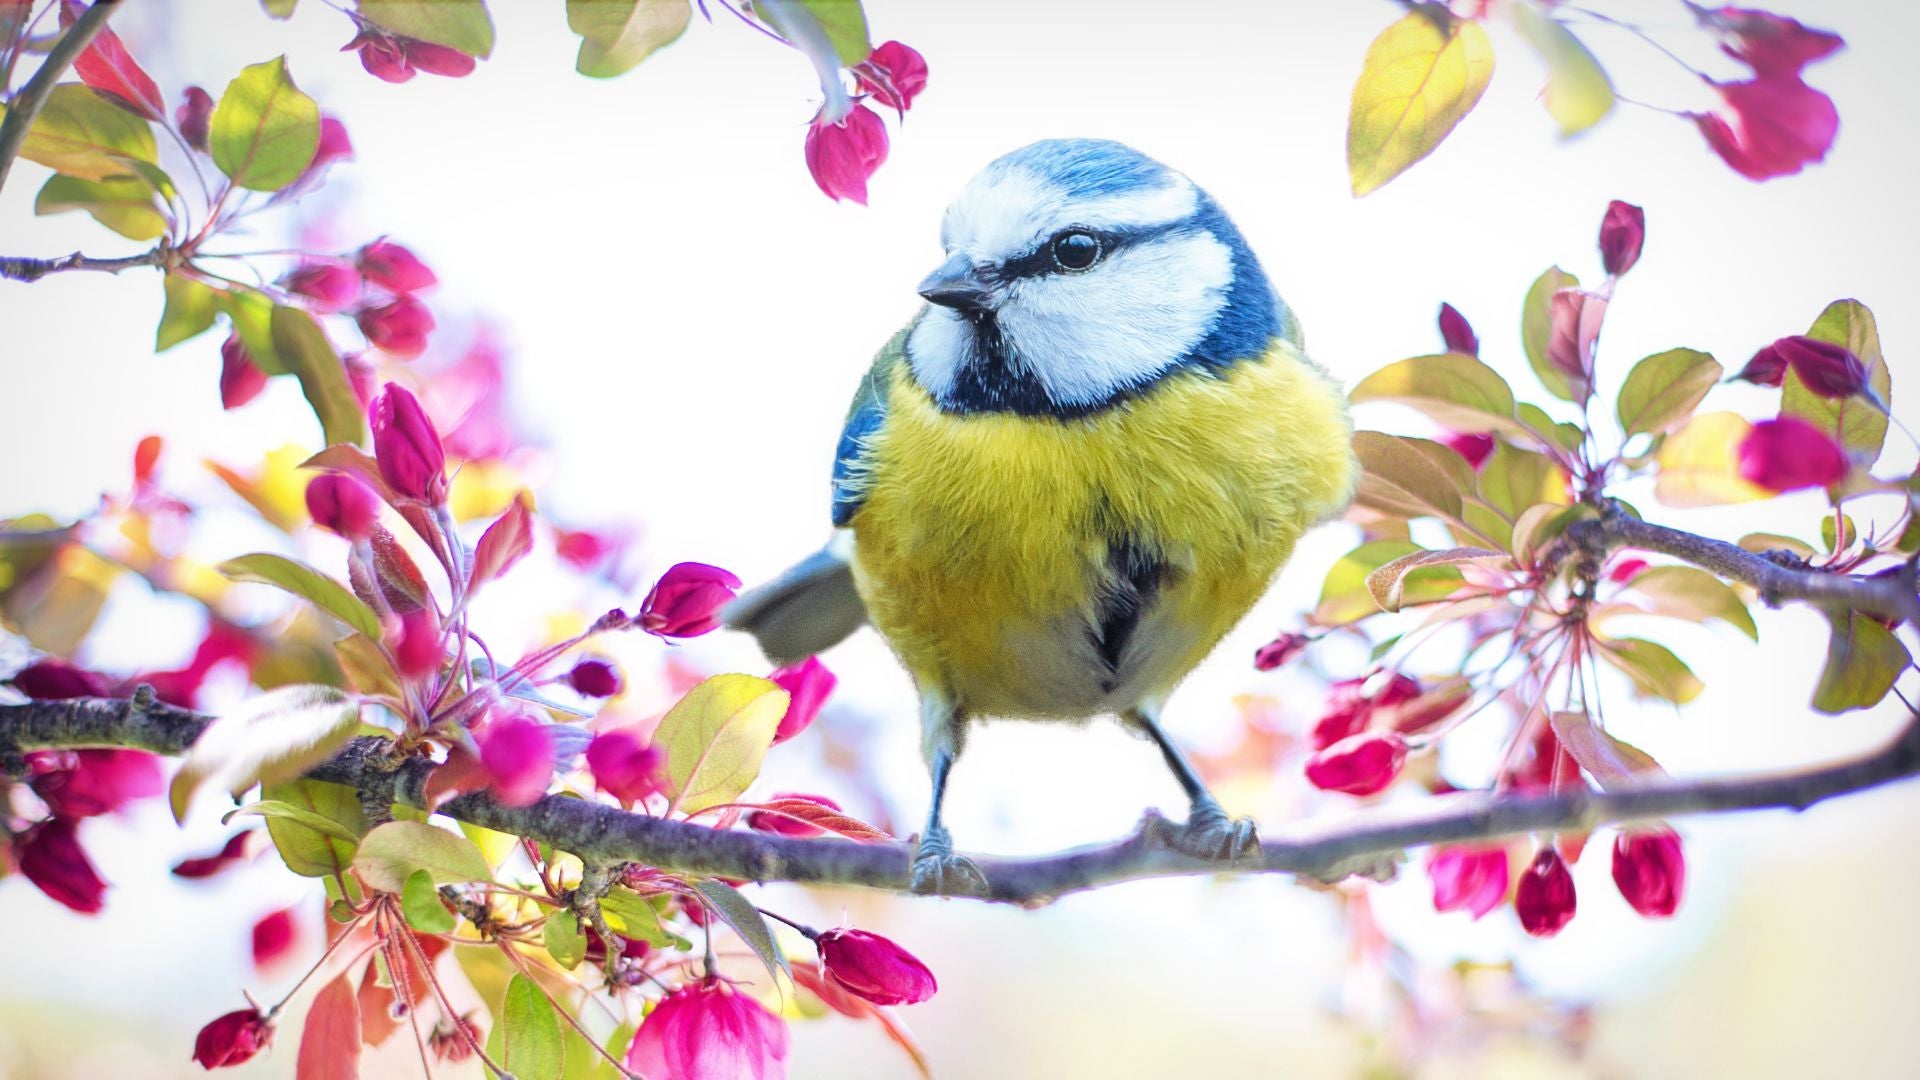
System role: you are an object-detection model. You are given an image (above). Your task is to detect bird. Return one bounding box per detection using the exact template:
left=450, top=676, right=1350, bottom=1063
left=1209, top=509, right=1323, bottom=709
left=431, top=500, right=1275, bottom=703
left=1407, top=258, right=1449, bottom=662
left=726, top=139, right=1357, bottom=894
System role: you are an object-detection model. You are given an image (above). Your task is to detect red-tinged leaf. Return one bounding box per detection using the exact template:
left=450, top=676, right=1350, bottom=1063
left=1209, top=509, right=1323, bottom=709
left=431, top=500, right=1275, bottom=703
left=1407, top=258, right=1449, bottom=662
left=791, top=960, right=932, bottom=1080
left=728, top=798, right=894, bottom=842
left=60, top=0, right=166, bottom=121
left=1363, top=546, right=1505, bottom=612
left=423, top=746, right=491, bottom=811
left=1522, top=266, right=1581, bottom=401
left=468, top=489, right=534, bottom=594
left=1549, top=711, right=1662, bottom=791
left=296, top=972, right=361, bottom=1080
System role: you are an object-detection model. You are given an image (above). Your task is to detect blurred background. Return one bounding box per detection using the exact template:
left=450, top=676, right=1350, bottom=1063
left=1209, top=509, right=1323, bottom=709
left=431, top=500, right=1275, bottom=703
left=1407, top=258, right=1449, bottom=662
left=2, top=1, right=1918, bottom=1077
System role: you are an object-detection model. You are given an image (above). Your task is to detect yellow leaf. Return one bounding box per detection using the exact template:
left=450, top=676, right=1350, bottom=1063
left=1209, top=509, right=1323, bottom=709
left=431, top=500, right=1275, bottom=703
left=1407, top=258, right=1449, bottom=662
left=449, top=459, right=522, bottom=522
left=656, top=674, right=788, bottom=815
left=1348, top=5, right=1494, bottom=197
left=1654, top=412, right=1770, bottom=507
left=1510, top=4, right=1614, bottom=136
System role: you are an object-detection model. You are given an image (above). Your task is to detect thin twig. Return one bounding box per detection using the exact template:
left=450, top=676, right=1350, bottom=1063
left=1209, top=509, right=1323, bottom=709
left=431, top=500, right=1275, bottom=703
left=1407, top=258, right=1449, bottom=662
left=0, top=0, right=121, bottom=194
left=0, top=246, right=168, bottom=283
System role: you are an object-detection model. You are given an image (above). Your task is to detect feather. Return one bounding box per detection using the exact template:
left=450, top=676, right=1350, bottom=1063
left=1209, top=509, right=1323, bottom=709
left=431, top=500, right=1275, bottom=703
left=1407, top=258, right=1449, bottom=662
left=722, top=533, right=868, bottom=666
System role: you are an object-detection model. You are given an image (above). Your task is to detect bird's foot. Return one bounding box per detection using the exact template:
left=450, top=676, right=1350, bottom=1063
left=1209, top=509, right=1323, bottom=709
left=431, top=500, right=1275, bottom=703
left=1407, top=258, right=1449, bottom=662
left=1168, top=799, right=1260, bottom=864
left=909, top=825, right=987, bottom=896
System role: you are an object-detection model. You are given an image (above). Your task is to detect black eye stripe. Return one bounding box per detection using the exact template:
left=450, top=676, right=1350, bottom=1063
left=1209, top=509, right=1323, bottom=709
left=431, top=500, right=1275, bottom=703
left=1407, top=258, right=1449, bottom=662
left=991, top=220, right=1192, bottom=282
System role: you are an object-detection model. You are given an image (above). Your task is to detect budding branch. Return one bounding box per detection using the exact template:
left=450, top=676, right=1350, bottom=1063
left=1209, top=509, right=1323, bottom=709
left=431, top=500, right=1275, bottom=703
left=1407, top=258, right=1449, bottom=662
left=5, top=687, right=1917, bottom=907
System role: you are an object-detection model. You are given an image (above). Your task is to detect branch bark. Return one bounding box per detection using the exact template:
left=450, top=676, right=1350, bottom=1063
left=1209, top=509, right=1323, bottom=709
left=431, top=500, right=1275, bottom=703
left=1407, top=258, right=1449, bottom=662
left=0, top=247, right=168, bottom=282
left=5, top=692, right=1917, bottom=907
left=0, top=0, right=121, bottom=194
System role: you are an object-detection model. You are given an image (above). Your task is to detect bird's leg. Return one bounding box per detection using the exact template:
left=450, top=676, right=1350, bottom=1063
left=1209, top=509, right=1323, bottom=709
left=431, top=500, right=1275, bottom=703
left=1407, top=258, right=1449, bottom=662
left=909, top=695, right=987, bottom=896
left=1124, top=705, right=1259, bottom=863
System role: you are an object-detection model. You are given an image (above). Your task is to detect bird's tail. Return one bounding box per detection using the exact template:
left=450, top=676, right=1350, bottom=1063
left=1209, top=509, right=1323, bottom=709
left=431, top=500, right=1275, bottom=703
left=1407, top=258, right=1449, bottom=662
left=721, top=532, right=868, bottom=666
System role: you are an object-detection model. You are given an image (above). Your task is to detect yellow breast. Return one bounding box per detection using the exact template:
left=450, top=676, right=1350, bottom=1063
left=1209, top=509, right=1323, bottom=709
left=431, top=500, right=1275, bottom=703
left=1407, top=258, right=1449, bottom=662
left=847, top=339, right=1356, bottom=719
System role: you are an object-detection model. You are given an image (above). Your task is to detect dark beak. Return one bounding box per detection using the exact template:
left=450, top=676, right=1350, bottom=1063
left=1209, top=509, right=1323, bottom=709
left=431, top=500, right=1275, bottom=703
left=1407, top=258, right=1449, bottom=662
left=917, top=254, right=993, bottom=313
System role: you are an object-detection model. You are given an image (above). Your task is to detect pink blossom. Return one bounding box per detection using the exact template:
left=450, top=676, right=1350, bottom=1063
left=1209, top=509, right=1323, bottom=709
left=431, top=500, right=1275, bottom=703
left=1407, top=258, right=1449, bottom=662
left=357, top=240, right=437, bottom=293
left=1515, top=847, right=1577, bottom=937
left=345, top=27, right=476, bottom=83
left=586, top=729, right=663, bottom=804
left=1253, top=632, right=1310, bottom=672
left=1694, top=5, right=1844, bottom=77
left=282, top=262, right=361, bottom=312
left=219, top=334, right=268, bottom=410
left=1437, top=302, right=1478, bottom=356
left=357, top=294, right=434, bottom=359
left=639, top=562, right=741, bottom=639
left=477, top=712, right=556, bottom=807
left=28, top=749, right=162, bottom=819
left=817, top=928, right=938, bottom=1005
left=1693, top=76, right=1838, bottom=181
left=1427, top=845, right=1510, bottom=919
left=176, top=86, right=213, bottom=151
left=854, top=40, right=928, bottom=113
left=192, top=1008, right=274, bottom=1069
left=371, top=383, right=447, bottom=503
left=770, top=656, right=835, bottom=744
left=1737, top=416, right=1848, bottom=492
left=1612, top=827, right=1686, bottom=917
left=1598, top=199, right=1645, bottom=277
left=805, top=103, right=889, bottom=205
left=252, top=907, right=298, bottom=969
left=566, top=658, right=623, bottom=698
left=1304, top=731, right=1408, bottom=796
left=305, top=473, right=381, bottom=541
left=17, top=818, right=108, bottom=914
left=625, top=980, right=790, bottom=1080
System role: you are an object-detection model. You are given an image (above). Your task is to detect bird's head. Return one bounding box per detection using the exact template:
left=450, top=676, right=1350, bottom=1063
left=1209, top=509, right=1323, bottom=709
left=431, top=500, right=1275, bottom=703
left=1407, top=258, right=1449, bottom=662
left=906, top=138, right=1293, bottom=417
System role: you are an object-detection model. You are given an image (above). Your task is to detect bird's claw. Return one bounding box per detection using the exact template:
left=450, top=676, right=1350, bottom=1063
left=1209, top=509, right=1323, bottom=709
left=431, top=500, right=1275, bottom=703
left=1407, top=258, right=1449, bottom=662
left=909, top=825, right=988, bottom=896
left=1170, top=799, right=1260, bottom=864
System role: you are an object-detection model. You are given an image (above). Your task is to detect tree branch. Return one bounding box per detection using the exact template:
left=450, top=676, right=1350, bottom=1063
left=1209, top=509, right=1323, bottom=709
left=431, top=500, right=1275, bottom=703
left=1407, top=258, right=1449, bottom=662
left=6, top=691, right=1918, bottom=907
left=0, top=247, right=168, bottom=282
left=0, top=0, right=121, bottom=195
left=1570, top=502, right=1920, bottom=627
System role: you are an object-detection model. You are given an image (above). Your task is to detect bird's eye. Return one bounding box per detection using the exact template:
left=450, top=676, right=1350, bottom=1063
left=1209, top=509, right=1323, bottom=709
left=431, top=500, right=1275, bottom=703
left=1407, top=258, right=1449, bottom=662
left=1050, top=231, right=1102, bottom=272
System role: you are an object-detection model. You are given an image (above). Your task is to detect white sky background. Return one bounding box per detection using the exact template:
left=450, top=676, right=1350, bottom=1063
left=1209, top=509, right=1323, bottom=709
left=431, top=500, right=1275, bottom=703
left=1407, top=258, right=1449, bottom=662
left=3, top=1, right=1920, bottom=1076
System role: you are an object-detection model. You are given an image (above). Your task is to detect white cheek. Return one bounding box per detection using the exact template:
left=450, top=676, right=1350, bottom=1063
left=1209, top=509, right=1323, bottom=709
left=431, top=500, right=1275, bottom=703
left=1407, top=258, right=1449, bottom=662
left=906, top=307, right=973, bottom=400
left=996, top=232, right=1235, bottom=407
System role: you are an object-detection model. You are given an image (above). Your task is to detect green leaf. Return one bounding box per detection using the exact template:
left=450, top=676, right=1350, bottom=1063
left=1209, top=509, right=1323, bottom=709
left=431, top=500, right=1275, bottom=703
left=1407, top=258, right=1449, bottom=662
left=1509, top=4, right=1614, bottom=135
left=657, top=674, right=789, bottom=814
left=693, top=878, right=788, bottom=978
left=1476, top=442, right=1569, bottom=522
left=34, top=174, right=166, bottom=241
left=222, top=287, right=286, bottom=374
left=1517, top=402, right=1585, bottom=455
left=256, top=779, right=366, bottom=877
left=210, top=56, right=320, bottom=191
left=1351, top=432, right=1488, bottom=541
left=352, top=821, right=493, bottom=891
left=271, top=304, right=367, bottom=446
left=1363, top=546, right=1504, bottom=612
left=756, top=0, right=872, bottom=66
left=1619, top=565, right=1758, bottom=640
left=544, top=910, right=586, bottom=969
left=358, top=0, right=496, bottom=58
left=402, top=868, right=457, bottom=933
left=218, top=552, right=382, bottom=639
left=1347, top=5, right=1494, bottom=196
left=10, top=84, right=156, bottom=181
left=1598, top=637, right=1703, bottom=705
left=568, top=0, right=691, bottom=77
left=224, top=798, right=364, bottom=844
left=156, top=272, right=220, bottom=351
left=1812, top=612, right=1909, bottom=714
left=169, top=685, right=361, bottom=821
left=1784, top=299, right=1891, bottom=464
left=501, top=975, right=564, bottom=1080
left=599, top=887, right=677, bottom=946
left=1347, top=353, right=1523, bottom=434
left=1522, top=266, right=1580, bottom=401
left=1510, top=502, right=1592, bottom=569
left=1616, top=348, right=1722, bottom=438
left=1318, top=540, right=1435, bottom=624
left=1737, top=531, right=1817, bottom=560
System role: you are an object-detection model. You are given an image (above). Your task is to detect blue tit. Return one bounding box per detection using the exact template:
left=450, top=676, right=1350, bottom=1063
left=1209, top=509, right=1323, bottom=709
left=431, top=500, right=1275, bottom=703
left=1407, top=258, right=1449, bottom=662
left=726, top=139, right=1357, bottom=893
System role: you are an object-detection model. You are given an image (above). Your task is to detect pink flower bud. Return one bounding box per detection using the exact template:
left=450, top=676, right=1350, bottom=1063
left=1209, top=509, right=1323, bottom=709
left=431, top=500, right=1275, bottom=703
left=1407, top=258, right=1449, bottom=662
left=1443, top=432, right=1496, bottom=469
left=1304, top=731, right=1408, bottom=796
left=854, top=40, right=928, bottom=112
left=1427, top=844, right=1510, bottom=919
left=1515, top=847, right=1577, bottom=937
left=281, top=262, right=361, bottom=312
left=287, top=115, right=353, bottom=194
left=18, top=818, right=108, bottom=914
left=1611, top=827, right=1685, bottom=917
left=357, top=239, right=438, bottom=293
left=1695, top=5, right=1844, bottom=77
left=305, top=473, right=381, bottom=541
left=176, top=85, right=213, bottom=150
left=626, top=980, right=790, bottom=1080
left=1253, top=631, right=1310, bottom=671
left=371, top=383, right=447, bottom=503
left=405, top=39, right=477, bottom=78
left=1607, top=556, right=1649, bottom=583
left=1437, top=302, right=1478, bottom=356
left=1598, top=199, right=1645, bottom=276
left=9, top=658, right=109, bottom=699
left=1771, top=334, right=1869, bottom=398
left=392, top=608, right=444, bottom=680
left=639, top=562, right=741, bottom=638
left=219, top=334, right=268, bottom=411
left=1732, top=342, right=1789, bottom=386
left=345, top=27, right=414, bottom=82
left=192, top=1007, right=274, bottom=1069
left=357, top=294, right=435, bottom=359
left=477, top=711, right=556, bottom=807
left=805, top=103, right=889, bottom=205
left=817, top=928, right=938, bottom=1006
left=1737, top=416, right=1848, bottom=492
left=770, top=656, right=835, bottom=744
left=746, top=792, right=842, bottom=838
left=252, top=907, right=298, bottom=969
left=586, top=729, right=663, bottom=804
left=566, top=658, right=623, bottom=698
left=1309, top=678, right=1369, bottom=750
left=172, top=832, right=252, bottom=879
left=28, top=748, right=161, bottom=818
left=1693, top=76, right=1837, bottom=181
left=1546, top=287, right=1607, bottom=396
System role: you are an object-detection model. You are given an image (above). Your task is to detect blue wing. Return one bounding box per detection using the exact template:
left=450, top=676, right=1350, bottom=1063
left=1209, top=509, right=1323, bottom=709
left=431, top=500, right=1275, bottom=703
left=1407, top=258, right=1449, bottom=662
left=830, top=329, right=907, bottom=526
